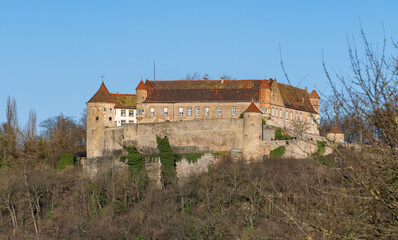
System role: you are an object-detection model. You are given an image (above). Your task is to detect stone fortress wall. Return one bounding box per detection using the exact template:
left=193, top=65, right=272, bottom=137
left=98, top=110, right=329, bottom=162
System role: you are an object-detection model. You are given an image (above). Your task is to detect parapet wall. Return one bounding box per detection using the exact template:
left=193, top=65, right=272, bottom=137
left=104, top=118, right=244, bottom=155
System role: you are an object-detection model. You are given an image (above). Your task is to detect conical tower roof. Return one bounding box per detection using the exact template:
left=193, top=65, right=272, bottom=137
left=243, top=102, right=262, bottom=113
left=310, top=89, right=320, bottom=99
left=328, top=125, right=343, bottom=134
left=87, top=82, right=113, bottom=103
left=136, top=80, right=146, bottom=90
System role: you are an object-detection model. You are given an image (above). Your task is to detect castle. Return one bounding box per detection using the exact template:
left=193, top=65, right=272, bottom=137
left=86, top=78, right=321, bottom=160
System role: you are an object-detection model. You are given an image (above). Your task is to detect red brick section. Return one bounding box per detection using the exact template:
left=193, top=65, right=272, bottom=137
left=136, top=80, right=146, bottom=90
left=329, top=125, right=344, bottom=134
left=310, top=89, right=320, bottom=99
left=87, top=82, right=137, bottom=108
left=243, top=102, right=262, bottom=113
left=261, top=80, right=270, bottom=89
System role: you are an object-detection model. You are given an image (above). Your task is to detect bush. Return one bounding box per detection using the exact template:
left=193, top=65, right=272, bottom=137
left=274, top=128, right=291, bottom=140
left=270, top=146, right=285, bottom=158
left=56, top=153, right=75, bottom=170
left=262, top=119, right=266, bottom=125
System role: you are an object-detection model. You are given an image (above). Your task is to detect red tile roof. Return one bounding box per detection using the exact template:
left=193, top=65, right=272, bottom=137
left=310, top=89, right=320, bottom=99
left=144, top=79, right=265, bottom=103
left=277, top=83, right=317, bottom=113
left=328, top=125, right=344, bottom=134
left=243, top=102, right=262, bottom=113
left=87, top=82, right=113, bottom=103
left=87, top=82, right=136, bottom=108
left=136, top=80, right=146, bottom=90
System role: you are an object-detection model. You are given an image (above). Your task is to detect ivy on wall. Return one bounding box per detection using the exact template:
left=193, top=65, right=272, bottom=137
left=120, top=146, right=147, bottom=194
left=156, top=136, right=176, bottom=187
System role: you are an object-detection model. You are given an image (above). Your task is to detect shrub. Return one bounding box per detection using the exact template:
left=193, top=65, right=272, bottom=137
left=262, top=119, right=266, bottom=125
left=270, top=146, right=285, bottom=158
left=56, top=153, right=75, bottom=170
left=274, top=128, right=291, bottom=140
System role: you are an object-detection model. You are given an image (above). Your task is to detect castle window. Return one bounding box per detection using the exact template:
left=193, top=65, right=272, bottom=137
left=272, top=108, right=274, bottom=116
left=150, top=108, right=155, bottom=116
left=290, top=111, right=292, bottom=120
left=164, top=108, right=168, bottom=116
left=311, top=117, right=314, bottom=125
left=232, top=107, right=237, bottom=116
left=265, top=108, right=268, bottom=114
left=179, top=108, right=183, bottom=116
left=218, top=107, right=222, bottom=116
left=295, top=112, right=298, bottom=121
left=129, top=120, right=134, bottom=123
left=121, top=110, right=126, bottom=117
left=286, top=111, right=288, bottom=119
left=121, top=120, right=126, bottom=125
left=205, top=107, right=209, bottom=116
left=103, top=108, right=106, bottom=112
left=109, top=117, right=112, bottom=121
left=141, top=109, right=145, bottom=115
left=188, top=108, right=192, bottom=116
left=129, top=110, right=134, bottom=117
left=196, top=107, right=200, bottom=116
left=307, top=115, right=310, bottom=123
left=96, top=117, right=99, bottom=121
left=276, top=109, right=278, bottom=117
left=110, top=108, right=113, bottom=115
left=280, top=110, right=282, bottom=118
left=300, top=113, right=302, bottom=121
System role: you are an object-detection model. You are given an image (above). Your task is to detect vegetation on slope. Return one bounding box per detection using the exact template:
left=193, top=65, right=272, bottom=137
left=270, top=146, right=285, bottom=158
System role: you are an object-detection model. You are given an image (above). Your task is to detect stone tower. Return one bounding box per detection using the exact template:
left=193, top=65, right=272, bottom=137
left=136, top=80, right=147, bottom=104
left=242, top=102, right=263, bottom=161
left=86, top=82, right=116, bottom=158
left=309, top=89, right=320, bottom=113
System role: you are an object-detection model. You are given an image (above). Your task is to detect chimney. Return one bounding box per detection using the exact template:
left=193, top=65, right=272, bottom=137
left=204, top=77, right=208, bottom=81
left=221, top=77, right=224, bottom=84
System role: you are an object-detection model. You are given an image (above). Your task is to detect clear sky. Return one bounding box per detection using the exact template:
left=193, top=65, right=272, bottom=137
left=0, top=0, right=397, bottom=127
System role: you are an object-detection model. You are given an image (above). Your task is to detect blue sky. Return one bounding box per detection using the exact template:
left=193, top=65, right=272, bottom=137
left=0, top=0, right=397, bottom=127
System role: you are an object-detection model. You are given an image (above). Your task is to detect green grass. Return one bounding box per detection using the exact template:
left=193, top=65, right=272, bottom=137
left=56, top=153, right=75, bottom=170
left=317, top=141, right=326, bottom=155
left=270, top=146, right=285, bottom=158
left=212, top=152, right=228, bottom=157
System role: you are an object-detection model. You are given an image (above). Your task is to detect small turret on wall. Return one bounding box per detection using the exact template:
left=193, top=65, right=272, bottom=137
left=242, top=102, right=263, bottom=161
left=136, top=80, right=147, bottom=104
left=309, top=89, right=320, bottom=114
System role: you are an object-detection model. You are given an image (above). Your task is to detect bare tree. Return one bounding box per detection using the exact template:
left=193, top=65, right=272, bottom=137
left=181, top=72, right=212, bottom=80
